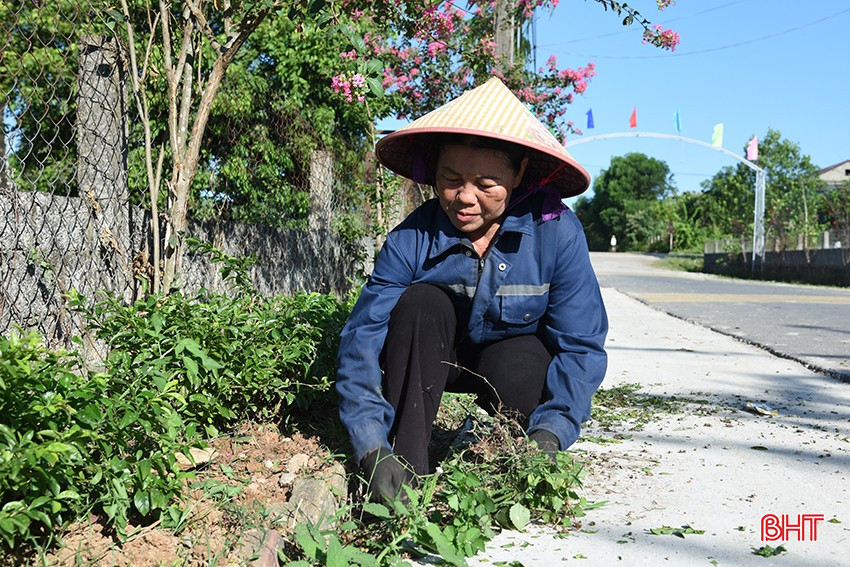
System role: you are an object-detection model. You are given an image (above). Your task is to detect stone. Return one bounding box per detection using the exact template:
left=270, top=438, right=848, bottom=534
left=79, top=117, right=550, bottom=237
left=320, top=462, right=347, bottom=498
left=277, top=478, right=338, bottom=532
left=174, top=447, right=219, bottom=471
left=278, top=472, right=297, bottom=487
left=286, top=453, right=309, bottom=474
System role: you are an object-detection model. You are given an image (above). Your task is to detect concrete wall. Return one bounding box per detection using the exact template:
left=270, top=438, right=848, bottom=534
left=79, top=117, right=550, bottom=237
left=704, top=248, right=850, bottom=286
left=1, top=190, right=370, bottom=347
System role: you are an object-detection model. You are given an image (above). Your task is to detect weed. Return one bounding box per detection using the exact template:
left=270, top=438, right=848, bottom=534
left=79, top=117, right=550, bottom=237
left=281, top=411, right=588, bottom=565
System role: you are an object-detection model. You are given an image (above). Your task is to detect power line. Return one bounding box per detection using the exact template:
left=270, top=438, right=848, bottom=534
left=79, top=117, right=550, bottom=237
left=545, top=7, right=850, bottom=59
left=539, top=0, right=750, bottom=47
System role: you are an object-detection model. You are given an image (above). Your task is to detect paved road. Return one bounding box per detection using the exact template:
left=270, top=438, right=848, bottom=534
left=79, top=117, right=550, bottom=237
left=590, top=253, right=850, bottom=379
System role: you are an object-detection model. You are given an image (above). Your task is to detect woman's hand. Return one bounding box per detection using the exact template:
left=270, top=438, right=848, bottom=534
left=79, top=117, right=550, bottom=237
left=360, top=447, right=414, bottom=506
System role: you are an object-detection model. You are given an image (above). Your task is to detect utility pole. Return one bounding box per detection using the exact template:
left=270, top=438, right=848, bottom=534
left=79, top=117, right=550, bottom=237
left=494, top=0, right=515, bottom=72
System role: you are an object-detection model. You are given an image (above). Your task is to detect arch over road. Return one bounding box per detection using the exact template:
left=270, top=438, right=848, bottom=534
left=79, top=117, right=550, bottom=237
left=565, top=132, right=766, bottom=270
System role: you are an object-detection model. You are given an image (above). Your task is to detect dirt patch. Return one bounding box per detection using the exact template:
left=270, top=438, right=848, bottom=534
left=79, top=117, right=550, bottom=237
left=36, top=423, right=338, bottom=566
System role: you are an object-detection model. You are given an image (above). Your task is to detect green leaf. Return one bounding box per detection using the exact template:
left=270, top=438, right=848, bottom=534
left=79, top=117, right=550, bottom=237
left=365, top=58, right=383, bottom=74
left=366, top=77, right=384, bottom=97
left=509, top=502, right=530, bottom=530
left=77, top=403, right=103, bottom=426
left=294, top=523, right=319, bottom=559
left=361, top=502, right=391, bottom=519
left=134, top=490, right=151, bottom=516
left=183, top=356, right=199, bottom=377
left=425, top=523, right=467, bottom=566
left=752, top=544, right=786, bottom=557
left=325, top=536, right=347, bottom=567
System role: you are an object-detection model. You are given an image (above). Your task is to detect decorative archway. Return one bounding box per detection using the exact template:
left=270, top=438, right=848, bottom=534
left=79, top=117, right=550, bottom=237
left=564, top=132, right=766, bottom=271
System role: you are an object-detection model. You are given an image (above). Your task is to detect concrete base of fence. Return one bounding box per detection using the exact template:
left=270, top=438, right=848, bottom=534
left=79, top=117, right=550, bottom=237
left=704, top=248, right=850, bottom=286
left=1, top=190, right=371, bottom=348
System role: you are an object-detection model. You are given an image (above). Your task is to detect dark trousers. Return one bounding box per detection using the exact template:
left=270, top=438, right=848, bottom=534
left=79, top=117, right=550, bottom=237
left=382, top=283, right=551, bottom=475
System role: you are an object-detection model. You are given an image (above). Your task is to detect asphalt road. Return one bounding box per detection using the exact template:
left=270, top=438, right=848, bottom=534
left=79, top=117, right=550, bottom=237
left=590, top=252, right=850, bottom=380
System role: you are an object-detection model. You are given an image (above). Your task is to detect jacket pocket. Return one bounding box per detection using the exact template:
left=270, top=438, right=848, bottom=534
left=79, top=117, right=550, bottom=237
left=499, top=293, right=549, bottom=325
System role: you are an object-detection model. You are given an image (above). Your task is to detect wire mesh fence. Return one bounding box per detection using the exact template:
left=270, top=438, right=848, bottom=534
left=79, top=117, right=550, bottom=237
left=1, top=2, right=379, bottom=349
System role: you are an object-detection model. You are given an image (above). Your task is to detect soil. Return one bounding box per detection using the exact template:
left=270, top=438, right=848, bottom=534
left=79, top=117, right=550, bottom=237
left=32, top=423, right=337, bottom=567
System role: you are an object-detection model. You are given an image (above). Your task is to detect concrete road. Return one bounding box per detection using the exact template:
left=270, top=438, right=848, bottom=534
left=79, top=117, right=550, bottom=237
left=591, top=253, right=850, bottom=379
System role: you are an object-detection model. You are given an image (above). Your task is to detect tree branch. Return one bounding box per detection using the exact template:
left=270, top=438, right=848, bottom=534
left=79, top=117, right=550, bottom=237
left=185, top=0, right=223, bottom=53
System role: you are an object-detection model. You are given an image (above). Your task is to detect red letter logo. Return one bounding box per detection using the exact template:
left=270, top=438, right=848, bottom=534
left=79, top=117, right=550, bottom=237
left=761, top=514, right=824, bottom=541
left=761, top=514, right=782, bottom=541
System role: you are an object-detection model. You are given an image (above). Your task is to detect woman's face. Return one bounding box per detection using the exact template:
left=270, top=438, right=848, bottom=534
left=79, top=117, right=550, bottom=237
left=435, top=144, right=527, bottom=241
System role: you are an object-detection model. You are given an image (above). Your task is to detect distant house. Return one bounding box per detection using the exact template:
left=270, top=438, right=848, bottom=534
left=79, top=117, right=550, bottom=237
left=819, top=160, right=850, bottom=189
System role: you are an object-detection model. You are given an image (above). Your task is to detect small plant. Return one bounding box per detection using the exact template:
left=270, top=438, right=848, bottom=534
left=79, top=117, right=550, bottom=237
left=752, top=544, right=786, bottom=557
left=0, top=331, right=191, bottom=549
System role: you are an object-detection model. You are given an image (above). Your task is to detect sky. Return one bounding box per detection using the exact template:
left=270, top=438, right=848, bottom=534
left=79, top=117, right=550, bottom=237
left=531, top=0, right=850, bottom=205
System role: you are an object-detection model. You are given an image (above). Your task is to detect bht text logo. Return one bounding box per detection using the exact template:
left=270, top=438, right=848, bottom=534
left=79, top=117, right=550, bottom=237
left=761, top=514, right=824, bottom=541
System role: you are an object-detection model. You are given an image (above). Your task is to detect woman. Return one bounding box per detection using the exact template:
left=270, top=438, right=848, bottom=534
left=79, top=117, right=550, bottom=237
left=336, top=78, right=608, bottom=505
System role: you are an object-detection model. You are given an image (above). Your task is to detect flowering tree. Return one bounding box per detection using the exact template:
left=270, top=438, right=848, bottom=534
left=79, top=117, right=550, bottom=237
left=331, top=0, right=680, bottom=143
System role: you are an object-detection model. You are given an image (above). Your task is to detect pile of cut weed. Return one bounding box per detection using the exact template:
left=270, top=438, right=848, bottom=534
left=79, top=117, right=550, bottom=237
left=590, top=382, right=695, bottom=431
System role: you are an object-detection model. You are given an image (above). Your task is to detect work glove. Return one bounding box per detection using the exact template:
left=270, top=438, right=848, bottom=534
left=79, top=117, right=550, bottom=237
left=360, top=447, right=414, bottom=507
left=528, top=429, right=560, bottom=462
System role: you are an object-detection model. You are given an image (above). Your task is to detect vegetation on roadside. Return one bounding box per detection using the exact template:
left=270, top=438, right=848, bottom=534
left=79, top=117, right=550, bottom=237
left=656, top=255, right=704, bottom=273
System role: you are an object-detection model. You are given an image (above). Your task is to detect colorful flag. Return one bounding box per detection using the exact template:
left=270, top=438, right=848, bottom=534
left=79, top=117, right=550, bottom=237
left=674, top=109, right=682, bottom=133
left=746, top=136, right=759, bottom=161
left=586, top=108, right=595, bottom=129
left=711, top=123, right=724, bottom=147
left=629, top=107, right=637, bottom=129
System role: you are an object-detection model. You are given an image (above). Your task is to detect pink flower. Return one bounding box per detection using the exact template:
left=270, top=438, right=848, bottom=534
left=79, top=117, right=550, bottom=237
left=642, top=25, right=680, bottom=51
left=427, top=41, right=447, bottom=58
left=351, top=73, right=366, bottom=88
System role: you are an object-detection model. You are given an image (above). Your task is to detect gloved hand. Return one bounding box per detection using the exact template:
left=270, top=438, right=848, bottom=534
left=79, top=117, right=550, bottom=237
left=528, top=429, right=560, bottom=462
left=360, top=447, right=414, bottom=506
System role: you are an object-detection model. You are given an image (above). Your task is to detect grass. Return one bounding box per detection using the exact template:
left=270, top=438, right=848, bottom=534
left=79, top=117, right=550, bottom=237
left=656, top=255, right=704, bottom=273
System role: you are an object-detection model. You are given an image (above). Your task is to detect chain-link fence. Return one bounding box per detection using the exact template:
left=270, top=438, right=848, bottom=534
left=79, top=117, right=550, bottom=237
left=1, top=2, right=380, bottom=349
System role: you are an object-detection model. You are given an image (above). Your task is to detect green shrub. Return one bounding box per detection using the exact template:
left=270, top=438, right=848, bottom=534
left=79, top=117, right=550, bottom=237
left=0, top=332, right=189, bottom=549
left=74, top=288, right=353, bottom=437
left=0, top=332, right=95, bottom=547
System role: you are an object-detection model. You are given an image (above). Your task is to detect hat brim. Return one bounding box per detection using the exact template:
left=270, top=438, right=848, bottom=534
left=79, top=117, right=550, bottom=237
left=375, top=126, right=591, bottom=198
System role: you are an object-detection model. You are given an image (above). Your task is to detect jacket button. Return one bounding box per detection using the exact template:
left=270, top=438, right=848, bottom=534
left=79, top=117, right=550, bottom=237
left=465, top=250, right=472, bottom=257
left=498, top=262, right=507, bottom=271
left=523, top=313, right=532, bottom=321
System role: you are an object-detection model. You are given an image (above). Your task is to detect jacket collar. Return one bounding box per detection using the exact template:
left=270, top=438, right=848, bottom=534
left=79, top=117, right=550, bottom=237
left=426, top=198, right=536, bottom=260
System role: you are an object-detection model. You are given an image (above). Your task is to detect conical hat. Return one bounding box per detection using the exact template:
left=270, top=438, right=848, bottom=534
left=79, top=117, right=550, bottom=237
left=375, top=77, right=590, bottom=197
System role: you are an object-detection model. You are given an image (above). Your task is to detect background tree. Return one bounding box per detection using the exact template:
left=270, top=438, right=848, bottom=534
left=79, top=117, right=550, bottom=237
left=574, top=152, right=675, bottom=251
left=700, top=128, right=826, bottom=252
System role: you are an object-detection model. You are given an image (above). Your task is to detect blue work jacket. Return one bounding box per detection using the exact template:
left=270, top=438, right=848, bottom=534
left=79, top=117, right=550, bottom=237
left=336, top=194, right=608, bottom=463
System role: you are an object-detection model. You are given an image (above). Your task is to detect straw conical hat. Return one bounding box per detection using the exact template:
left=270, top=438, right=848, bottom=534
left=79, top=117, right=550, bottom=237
left=375, top=77, right=590, bottom=197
